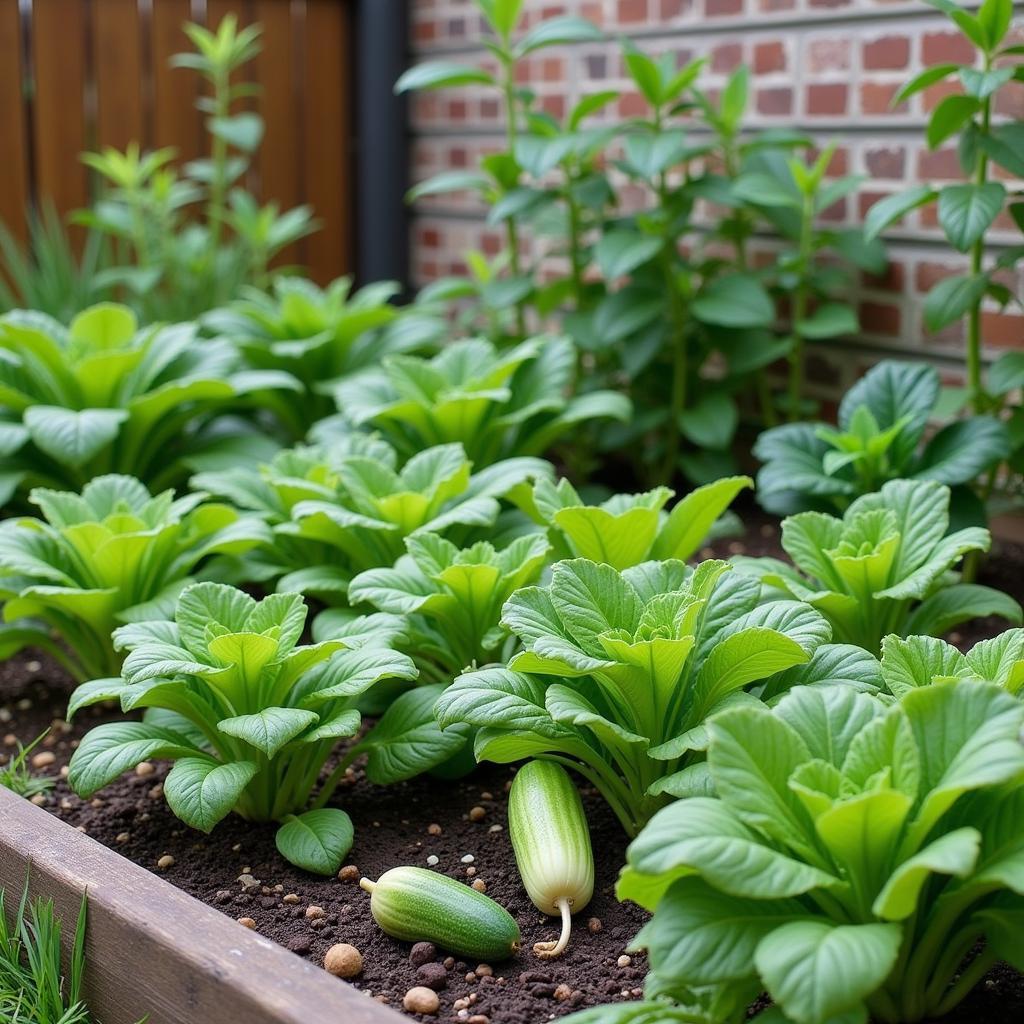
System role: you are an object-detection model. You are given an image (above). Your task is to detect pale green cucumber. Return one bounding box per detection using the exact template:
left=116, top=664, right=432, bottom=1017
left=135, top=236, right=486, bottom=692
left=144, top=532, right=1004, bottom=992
left=508, top=759, right=594, bottom=959
left=360, top=866, right=520, bottom=961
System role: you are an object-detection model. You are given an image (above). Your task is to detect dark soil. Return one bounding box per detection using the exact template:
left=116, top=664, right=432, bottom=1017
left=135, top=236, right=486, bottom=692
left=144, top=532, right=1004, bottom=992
left=3, top=516, right=1024, bottom=1024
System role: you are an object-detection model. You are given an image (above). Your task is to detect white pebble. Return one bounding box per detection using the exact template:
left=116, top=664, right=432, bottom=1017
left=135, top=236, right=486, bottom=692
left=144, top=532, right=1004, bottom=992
left=461, top=854, right=475, bottom=864
left=426, top=854, right=439, bottom=866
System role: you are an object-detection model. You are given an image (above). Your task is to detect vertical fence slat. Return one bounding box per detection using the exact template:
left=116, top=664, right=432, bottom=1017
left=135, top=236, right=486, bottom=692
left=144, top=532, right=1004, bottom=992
left=303, top=0, right=352, bottom=284
left=93, top=0, right=145, bottom=153
left=31, top=0, right=90, bottom=217
left=0, top=2, right=29, bottom=239
left=151, top=0, right=203, bottom=163
left=255, top=0, right=302, bottom=266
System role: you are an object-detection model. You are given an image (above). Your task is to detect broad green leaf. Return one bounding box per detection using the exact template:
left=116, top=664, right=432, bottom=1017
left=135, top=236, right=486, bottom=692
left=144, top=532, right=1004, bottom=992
left=927, top=95, right=981, bottom=149
left=275, top=808, right=354, bottom=875
left=395, top=61, right=495, bottom=93
left=515, top=15, right=603, bottom=56
left=218, top=707, right=319, bottom=758
left=163, top=757, right=259, bottom=832
left=904, top=584, right=1022, bottom=638
left=923, top=273, right=989, bottom=332
left=678, top=392, right=738, bottom=451
left=652, top=475, right=752, bottom=562
left=937, top=182, right=1005, bottom=252
left=595, top=230, right=662, bottom=280
left=879, top=634, right=967, bottom=697
left=864, top=186, right=937, bottom=241
left=797, top=303, right=858, bottom=340
left=693, top=273, right=775, bottom=329
left=24, top=406, right=128, bottom=467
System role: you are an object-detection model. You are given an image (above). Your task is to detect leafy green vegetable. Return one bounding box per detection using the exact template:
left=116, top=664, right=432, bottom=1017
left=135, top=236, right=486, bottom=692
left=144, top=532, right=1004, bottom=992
left=67, top=582, right=418, bottom=874
left=0, top=475, right=268, bottom=680
left=436, top=558, right=845, bottom=835
left=204, top=276, right=442, bottom=437
left=523, top=474, right=751, bottom=569
left=333, top=335, right=630, bottom=467
left=0, top=303, right=299, bottom=505
left=755, top=360, right=1008, bottom=518
left=349, top=531, right=550, bottom=679
left=734, top=479, right=1021, bottom=653
left=618, top=679, right=1024, bottom=1023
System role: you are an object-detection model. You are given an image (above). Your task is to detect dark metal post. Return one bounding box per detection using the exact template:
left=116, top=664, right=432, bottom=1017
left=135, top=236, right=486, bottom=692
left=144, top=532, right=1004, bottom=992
left=354, top=0, right=410, bottom=291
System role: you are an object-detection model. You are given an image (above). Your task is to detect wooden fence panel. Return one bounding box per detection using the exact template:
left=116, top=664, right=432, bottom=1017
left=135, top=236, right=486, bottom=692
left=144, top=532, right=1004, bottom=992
left=0, top=0, right=353, bottom=284
left=0, top=3, right=28, bottom=243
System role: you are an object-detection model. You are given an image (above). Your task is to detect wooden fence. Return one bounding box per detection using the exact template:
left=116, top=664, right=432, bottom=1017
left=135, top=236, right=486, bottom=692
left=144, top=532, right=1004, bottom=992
left=0, top=0, right=353, bottom=284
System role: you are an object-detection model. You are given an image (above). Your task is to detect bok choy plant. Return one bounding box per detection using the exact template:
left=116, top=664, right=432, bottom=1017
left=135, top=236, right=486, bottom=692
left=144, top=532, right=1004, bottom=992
left=734, top=479, right=1021, bottom=654
left=67, top=583, right=418, bottom=875
left=435, top=558, right=858, bottom=836
left=523, top=474, right=751, bottom=569
left=204, top=276, right=442, bottom=437
left=755, top=360, right=1009, bottom=518
left=0, top=302, right=298, bottom=505
left=0, top=475, right=268, bottom=681
left=333, top=336, right=630, bottom=467
left=349, top=531, right=551, bottom=679
left=618, top=680, right=1024, bottom=1024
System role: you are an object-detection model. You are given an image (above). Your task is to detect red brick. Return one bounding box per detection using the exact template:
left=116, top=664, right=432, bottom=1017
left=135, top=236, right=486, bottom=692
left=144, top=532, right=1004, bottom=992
left=617, top=0, right=648, bottom=22
left=917, top=148, right=964, bottom=181
left=863, top=35, right=910, bottom=70
left=860, top=82, right=906, bottom=115
left=865, top=147, right=906, bottom=180
left=995, top=81, right=1024, bottom=119
left=922, top=80, right=963, bottom=113
left=757, top=87, right=793, bottom=115
left=860, top=301, right=902, bottom=336
left=660, top=0, right=691, bottom=14
left=618, top=91, right=647, bottom=117
left=705, top=0, right=742, bottom=13
left=712, top=43, right=743, bottom=72
left=807, top=38, right=850, bottom=73
left=807, top=83, right=848, bottom=116
left=922, top=30, right=975, bottom=65
left=982, top=311, right=1024, bottom=348
left=862, top=261, right=906, bottom=294
left=754, top=41, right=786, bottom=74
left=915, top=262, right=959, bottom=293
left=759, top=0, right=795, bottom=8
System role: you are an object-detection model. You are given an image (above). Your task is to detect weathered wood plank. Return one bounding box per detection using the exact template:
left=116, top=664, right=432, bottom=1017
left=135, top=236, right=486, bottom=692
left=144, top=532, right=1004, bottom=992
left=0, top=2, right=29, bottom=240
left=94, top=0, right=145, bottom=152
left=151, top=0, right=203, bottom=163
left=0, top=787, right=402, bottom=1024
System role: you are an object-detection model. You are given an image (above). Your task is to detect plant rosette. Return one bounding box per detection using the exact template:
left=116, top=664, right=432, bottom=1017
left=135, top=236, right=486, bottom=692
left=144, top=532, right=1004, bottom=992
left=66, top=582, right=423, bottom=875
left=0, top=474, right=269, bottom=681
left=618, top=680, right=1024, bottom=1024
left=435, top=557, right=878, bottom=836
left=734, top=478, right=1022, bottom=654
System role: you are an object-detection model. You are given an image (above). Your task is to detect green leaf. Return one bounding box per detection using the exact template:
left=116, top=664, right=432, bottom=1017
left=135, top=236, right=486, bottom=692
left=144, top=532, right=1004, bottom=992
left=275, top=808, right=354, bottom=875
left=595, top=230, right=662, bottom=280
left=978, top=124, right=1024, bottom=177
left=218, top=707, right=320, bottom=758
left=394, top=61, right=495, bottom=93
left=863, top=186, right=937, bottom=241
left=406, top=171, right=491, bottom=203
left=755, top=921, right=902, bottom=1024
left=923, top=273, right=989, bottom=332
left=652, top=475, right=753, bottom=562
left=904, top=583, right=1022, bottom=637
left=208, top=113, right=264, bottom=152
left=977, top=0, right=1013, bottom=48
left=797, top=303, right=858, bottom=340
left=927, top=94, right=980, bottom=149
left=23, top=406, right=128, bottom=467
left=915, top=416, right=1009, bottom=484
left=678, top=392, right=738, bottom=451
left=163, top=757, right=259, bottom=832
left=358, top=684, right=471, bottom=783
left=893, top=64, right=960, bottom=104
left=937, top=182, right=1005, bottom=252
left=693, top=273, right=775, bottom=328
left=514, top=15, right=602, bottom=55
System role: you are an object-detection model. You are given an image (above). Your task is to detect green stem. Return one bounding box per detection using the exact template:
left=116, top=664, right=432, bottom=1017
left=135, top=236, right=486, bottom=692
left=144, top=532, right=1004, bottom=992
left=502, top=64, right=528, bottom=339
left=787, top=193, right=815, bottom=422
left=967, top=74, right=993, bottom=415
left=207, top=69, right=231, bottom=253
left=932, top=947, right=996, bottom=1019
left=566, top=183, right=586, bottom=310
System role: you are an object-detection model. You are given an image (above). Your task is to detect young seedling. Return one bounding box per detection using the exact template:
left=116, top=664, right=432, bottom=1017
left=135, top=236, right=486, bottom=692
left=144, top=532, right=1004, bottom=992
left=0, top=732, right=56, bottom=801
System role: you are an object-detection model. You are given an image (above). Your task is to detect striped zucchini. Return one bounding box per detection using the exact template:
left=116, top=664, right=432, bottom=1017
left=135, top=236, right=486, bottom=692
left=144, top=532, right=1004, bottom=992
left=359, top=866, right=520, bottom=961
left=508, top=759, right=594, bottom=959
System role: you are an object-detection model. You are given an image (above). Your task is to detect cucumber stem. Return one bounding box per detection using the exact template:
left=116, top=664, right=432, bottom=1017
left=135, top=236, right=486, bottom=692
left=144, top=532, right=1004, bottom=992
left=533, top=897, right=572, bottom=959
left=359, top=878, right=376, bottom=894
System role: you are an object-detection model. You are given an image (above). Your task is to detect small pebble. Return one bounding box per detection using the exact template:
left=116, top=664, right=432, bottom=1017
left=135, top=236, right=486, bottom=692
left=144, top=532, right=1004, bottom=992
left=443, top=956, right=455, bottom=970
left=282, top=893, right=300, bottom=905
left=410, top=942, right=437, bottom=967
left=115, top=832, right=129, bottom=844
left=31, top=751, right=55, bottom=769
left=617, top=955, right=632, bottom=968
left=237, top=917, right=256, bottom=929
left=461, top=854, right=475, bottom=864
left=468, top=1016, right=490, bottom=1024
left=587, top=917, right=603, bottom=934
left=466, top=866, right=477, bottom=877
left=427, top=823, right=442, bottom=835
left=471, top=879, right=487, bottom=893
left=475, top=964, right=492, bottom=977
left=426, top=854, right=439, bottom=866
left=554, top=983, right=572, bottom=1001
left=453, top=997, right=470, bottom=1011
left=488, top=824, right=503, bottom=833
left=157, top=855, right=175, bottom=870
left=286, top=935, right=311, bottom=955
left=305, top=905, right=325, bottom=920
left=135, top=761, right=155, bottom=777
left=465, top=972, right=477, bottom=982
left=416, top=962, right=447, bottom=990
left=403, top=986, right=440, bottom=1014
left=324, top=943, right=363, bottom=978
left=468, top=806, right=486, bottom=822
left=30, top=793, right=46, bottom=806
left=338, top=864, right=360, bottom=883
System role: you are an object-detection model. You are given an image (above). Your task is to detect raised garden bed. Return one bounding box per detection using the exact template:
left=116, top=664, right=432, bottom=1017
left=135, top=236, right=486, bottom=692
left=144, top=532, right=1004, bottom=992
left=4, top=515, right=1024, bottom=1024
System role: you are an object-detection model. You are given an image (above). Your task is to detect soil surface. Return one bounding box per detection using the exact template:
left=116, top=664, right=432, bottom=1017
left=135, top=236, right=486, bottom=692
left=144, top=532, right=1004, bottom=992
left=3, top=512, right=1024, bottom=1024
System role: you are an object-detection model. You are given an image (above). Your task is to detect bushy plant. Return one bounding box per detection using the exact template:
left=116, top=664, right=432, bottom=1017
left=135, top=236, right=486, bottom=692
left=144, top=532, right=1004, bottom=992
left=333, top=335, right=630, bottom=467
left=734, top=478, right=1021, bottom=653
left=755, top=360, right=1009, bottom=517
left=67, top=583, right=418, bottom=874
left=0, top=302, right=298, bottom=504
left=204, top=277, right=443, bottom=437
left=523, top=474, right=751, bottom=569
left=864, top=0, right=1024, bottom=415
left=0, top=475, right=268, bottom=680
left=618, top=680, right=1024, bottom=1024
left=435, top=558, right=868, bottom=835
left=349, top=531, right=551, bottom=679
left=77, top=16, right=315, bottom=322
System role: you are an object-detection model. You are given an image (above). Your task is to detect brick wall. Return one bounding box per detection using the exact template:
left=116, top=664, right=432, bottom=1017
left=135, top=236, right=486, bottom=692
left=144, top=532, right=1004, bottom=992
left=408, top=0, right=1024, bottom=391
